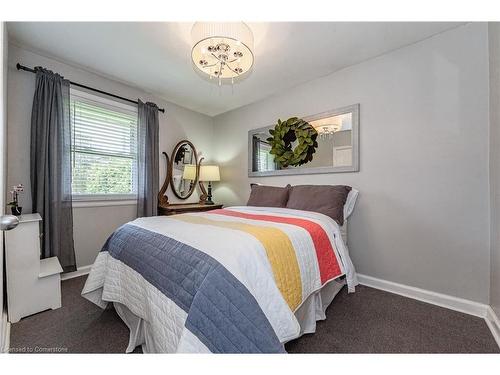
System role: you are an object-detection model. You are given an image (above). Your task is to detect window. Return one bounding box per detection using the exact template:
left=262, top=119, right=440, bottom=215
left=70, top=89, right=138, bottom=200
left=252, top=136, right=277, bottom=172
left=257, top=141, right=277, bottom=171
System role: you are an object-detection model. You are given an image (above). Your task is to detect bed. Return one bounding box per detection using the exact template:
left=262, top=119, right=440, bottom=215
left=82, top=203, right=358, bottom=353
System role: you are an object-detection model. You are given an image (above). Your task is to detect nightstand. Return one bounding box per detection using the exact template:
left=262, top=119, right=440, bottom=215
left=158, top=203, right=223, bottom=216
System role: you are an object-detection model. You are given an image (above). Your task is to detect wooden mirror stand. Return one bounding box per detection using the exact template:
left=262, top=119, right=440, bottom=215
left=158, top=151, right=171, bottom=206
left=157, top=141, right=211, bottom=210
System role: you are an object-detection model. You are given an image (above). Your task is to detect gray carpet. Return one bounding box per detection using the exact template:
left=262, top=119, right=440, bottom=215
left=9, top=276, right=499, bottom=353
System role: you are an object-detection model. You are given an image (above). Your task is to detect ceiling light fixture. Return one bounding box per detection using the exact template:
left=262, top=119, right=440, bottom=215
left=316, top=124, right=342, bottom=140
left=191, top=22, right=254, bottom=86
left=311, top=118, right=343, bottom=140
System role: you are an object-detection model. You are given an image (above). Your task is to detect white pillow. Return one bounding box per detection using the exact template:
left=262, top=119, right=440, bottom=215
left=343, top=188, right=359, bottom=220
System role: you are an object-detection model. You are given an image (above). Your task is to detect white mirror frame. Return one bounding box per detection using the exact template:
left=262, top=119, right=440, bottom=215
left=248, top=104, right=360, bottom=177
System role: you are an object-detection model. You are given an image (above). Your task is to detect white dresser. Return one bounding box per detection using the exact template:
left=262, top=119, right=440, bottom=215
left=4, top=213, right=63, bottom=323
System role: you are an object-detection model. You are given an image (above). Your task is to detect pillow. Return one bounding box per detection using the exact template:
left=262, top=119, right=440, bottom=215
left=344, top=188, right=359, bottom=220
left=286, top=185, right=352, bottom=225
left=247, top=184, right=291, bottom=207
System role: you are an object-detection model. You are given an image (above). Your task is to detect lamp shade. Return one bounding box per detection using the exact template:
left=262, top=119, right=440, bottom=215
left=191, top=22, right=254, bottom=84
left=199, top=165, right=220, bottom=182
left=182, top=164, right=197, bottom=180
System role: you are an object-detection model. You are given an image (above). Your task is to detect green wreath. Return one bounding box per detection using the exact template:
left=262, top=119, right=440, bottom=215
left=266, top=117, right=319, bottom=168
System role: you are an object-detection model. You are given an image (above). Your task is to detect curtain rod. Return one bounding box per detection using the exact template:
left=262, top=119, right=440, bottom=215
left=16, top=63, right=165, bottom=113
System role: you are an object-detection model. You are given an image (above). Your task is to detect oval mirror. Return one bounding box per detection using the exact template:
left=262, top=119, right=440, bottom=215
left=169, top=140, right=199, bottom=200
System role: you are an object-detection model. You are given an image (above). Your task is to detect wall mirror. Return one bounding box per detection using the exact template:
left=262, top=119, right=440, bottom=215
left=248, top=104, right=359, bottom=177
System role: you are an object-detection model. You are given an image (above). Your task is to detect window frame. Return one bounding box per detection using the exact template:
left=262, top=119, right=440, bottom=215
left=69, top=88, right=139, bottom=203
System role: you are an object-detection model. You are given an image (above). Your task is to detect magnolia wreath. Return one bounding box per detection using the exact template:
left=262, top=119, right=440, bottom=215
left=266, top=117, right=319, bottom=168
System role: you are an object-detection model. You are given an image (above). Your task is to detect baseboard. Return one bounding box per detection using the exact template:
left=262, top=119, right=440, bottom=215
left=357, top=274, right=488, bottom=318
left=60, top=265, right=92, bottom=281
left=0, top=308, right=10, bottom=353
left=485, top=307, right=500, bottom=348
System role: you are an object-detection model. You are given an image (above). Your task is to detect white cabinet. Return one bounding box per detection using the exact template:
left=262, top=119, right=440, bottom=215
left=4, top=213, right=63, bottom=323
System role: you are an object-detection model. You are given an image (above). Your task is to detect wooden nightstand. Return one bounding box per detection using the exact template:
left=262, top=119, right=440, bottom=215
left=158, top=203, right=223, bottom=216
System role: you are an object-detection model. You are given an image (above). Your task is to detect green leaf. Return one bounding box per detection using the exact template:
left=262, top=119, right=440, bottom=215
left=264, top=116, right=317, bottom=168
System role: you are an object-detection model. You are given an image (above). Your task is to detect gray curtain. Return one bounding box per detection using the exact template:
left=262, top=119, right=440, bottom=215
left=137, top=100, right=159, bottom=217
left=30, top=67, right=76, bottom=272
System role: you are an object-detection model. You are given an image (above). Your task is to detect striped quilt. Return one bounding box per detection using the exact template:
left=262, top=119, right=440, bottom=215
left=81, top=206, right=357, bottom=353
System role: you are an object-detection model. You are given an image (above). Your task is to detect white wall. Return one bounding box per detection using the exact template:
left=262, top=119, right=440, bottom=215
left=6, top=44, right=214, bottom=268
left=213, top=23, right=491, bottom=303
left=489, top=22, right=500, bottom=317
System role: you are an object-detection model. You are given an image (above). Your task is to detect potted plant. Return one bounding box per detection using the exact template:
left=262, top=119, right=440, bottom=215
left=8, top=184, right=24, bottom=216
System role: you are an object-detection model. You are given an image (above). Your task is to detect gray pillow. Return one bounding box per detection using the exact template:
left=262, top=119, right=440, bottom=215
left=247, top=184, right=291, bottom=207
left=286, top=185, right=352, bottom=225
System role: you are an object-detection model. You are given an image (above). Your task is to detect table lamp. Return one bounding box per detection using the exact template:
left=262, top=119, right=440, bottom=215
left=199, top=165, right=220, bottom=205
left=182, top=164, right=197, bottom=190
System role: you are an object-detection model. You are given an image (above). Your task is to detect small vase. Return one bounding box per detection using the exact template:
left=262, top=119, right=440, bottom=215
left=11, top=206, right=22, bottom=216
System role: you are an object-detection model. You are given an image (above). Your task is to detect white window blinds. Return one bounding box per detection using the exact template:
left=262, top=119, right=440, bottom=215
left=257, top=140, right=276, bottom=171
left=70, top=89, right=138, bottom=199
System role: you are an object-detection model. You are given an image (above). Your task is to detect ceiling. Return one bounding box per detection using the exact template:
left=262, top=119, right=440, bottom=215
left=8, top=22, right=464, bottom=117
